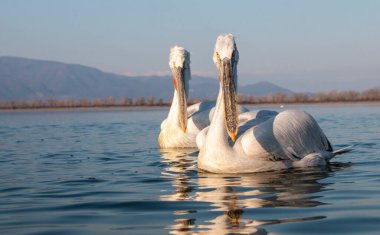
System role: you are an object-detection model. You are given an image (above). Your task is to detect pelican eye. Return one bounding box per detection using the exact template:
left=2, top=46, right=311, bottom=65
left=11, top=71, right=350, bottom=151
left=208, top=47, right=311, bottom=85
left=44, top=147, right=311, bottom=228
left=216, top=52, right=221, bottom=62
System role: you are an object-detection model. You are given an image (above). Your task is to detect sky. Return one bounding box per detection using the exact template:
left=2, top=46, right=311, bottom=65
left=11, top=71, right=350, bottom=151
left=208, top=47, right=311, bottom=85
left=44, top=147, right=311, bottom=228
left=1, top=0, right=379, bottom=92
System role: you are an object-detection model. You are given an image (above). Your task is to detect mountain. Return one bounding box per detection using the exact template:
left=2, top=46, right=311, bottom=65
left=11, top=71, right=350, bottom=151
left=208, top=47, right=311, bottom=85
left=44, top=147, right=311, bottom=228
left=0, top=56, right=147, bottom=100
left=239, top=81, right=294, bottom=97
left=0, top=56, right=294, bottom=101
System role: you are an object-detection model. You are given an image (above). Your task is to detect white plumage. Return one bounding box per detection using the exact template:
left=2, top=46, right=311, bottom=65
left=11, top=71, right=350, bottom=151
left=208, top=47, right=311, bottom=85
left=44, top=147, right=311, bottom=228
left=159, top=100, right=215, bottom=148
left=159, top=46, right=248, bottom=148
left=197, top=34, right=351, bottom=173
left=158, top=46, right=213, bottom=148
left=169, top=46, right=190, bottom=69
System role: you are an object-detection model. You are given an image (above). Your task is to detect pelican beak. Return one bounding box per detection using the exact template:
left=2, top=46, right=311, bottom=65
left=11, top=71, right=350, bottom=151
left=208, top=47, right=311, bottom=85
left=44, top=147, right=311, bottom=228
left=173, top=66, right=188, bottom=133
left=221, top=57, right=238, bottom=142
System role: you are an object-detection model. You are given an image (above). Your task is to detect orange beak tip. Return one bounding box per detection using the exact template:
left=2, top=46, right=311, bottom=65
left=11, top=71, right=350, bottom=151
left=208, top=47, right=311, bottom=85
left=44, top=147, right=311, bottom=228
left=231, top=134, right=236, bottom=142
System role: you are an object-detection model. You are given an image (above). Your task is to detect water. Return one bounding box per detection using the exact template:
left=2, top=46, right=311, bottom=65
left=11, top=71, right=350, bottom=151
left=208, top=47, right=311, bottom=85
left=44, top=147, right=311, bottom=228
left=0, top=103, right=379, bottom=235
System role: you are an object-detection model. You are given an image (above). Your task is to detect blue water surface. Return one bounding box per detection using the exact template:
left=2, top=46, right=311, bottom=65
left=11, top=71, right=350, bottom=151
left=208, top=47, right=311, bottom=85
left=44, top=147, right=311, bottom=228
left=0, top=103, right=379, bottom=235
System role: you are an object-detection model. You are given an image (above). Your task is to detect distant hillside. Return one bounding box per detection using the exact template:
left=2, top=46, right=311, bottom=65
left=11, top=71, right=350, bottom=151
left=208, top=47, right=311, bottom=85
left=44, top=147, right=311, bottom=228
left=0, top=56, right=294, bottom=101
left=239, top=81, right=294, bottom=96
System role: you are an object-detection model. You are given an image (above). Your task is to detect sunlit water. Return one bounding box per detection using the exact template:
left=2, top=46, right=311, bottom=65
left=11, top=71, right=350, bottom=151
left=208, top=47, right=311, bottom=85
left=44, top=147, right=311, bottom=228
left=0, top=103, right=379, bottom=235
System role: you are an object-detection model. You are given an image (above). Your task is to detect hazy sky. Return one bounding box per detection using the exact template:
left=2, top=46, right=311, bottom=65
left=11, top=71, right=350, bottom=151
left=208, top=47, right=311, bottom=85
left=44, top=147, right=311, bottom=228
left=1, top=0, right=379, bottom=91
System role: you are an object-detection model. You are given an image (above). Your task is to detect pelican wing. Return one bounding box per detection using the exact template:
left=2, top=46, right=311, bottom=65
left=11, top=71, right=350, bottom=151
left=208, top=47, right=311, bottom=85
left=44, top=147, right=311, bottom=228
left=188, top=101, right=249, bottom=132
left=241, top=110, right=332, bottom=162
left=237, top=110, right=278, bottom=130
left=238, top=110, right=282, bottom=161
left=187, top=101, right=216, bottom=131
left=187, top=101, right=215, bottom=117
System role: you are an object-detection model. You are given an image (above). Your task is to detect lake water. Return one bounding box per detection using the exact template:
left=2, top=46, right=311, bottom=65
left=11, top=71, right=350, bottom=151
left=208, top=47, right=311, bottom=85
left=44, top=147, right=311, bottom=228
left=0, top=103, right=379, bottom=235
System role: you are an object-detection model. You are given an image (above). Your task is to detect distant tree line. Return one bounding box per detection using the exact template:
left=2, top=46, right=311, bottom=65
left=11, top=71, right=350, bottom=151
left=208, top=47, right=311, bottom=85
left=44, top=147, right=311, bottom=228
left=236, top=88, right=380, bottom=104
left=0, top=88, right=379, bottom=110
left=0, top=96, right=168, bottom=109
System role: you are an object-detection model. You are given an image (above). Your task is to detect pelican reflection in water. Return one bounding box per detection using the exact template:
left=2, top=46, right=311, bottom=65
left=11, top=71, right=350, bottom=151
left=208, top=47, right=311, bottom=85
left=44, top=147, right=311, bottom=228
left=160, top=149, right=197, bottom=201
left=159, top=150, right=348, bottom=235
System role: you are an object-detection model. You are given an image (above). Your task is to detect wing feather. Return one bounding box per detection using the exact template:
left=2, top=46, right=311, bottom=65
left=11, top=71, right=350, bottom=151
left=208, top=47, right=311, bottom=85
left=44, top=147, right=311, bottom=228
left=241, top=110, right=332, bottom=162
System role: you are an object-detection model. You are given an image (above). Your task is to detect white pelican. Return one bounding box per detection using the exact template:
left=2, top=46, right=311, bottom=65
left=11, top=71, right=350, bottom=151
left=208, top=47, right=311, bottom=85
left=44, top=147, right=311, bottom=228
left=159, top=46, right=248, bottom=149
left=197, top=34, right=351, bottom=173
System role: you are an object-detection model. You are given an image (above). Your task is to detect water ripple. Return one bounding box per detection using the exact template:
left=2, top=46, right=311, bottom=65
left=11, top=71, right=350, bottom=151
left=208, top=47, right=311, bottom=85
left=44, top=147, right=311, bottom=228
left=0, top=106, right=379, bottom=235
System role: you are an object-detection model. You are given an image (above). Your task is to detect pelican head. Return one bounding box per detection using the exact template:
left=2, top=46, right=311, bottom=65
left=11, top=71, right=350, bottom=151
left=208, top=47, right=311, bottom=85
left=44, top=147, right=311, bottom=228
left=169, top=46, right=191, bottom=132
left=213, top=34, right=239, bottom=141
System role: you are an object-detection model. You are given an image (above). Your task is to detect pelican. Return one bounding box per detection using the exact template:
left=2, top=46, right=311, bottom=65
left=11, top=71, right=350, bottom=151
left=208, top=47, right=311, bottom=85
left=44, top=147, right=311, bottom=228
left=197, top=34, right=352, bottom=173
left=159, top=46, right=248, bottom=149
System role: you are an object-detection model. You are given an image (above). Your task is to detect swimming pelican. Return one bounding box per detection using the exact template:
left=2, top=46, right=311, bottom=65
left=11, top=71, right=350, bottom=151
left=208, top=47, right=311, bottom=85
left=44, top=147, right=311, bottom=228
left=159, top=46, right=248, bottom=149
left=197, top=34, right=351, bottom=173
left=158, top=46, right=215, bottom=148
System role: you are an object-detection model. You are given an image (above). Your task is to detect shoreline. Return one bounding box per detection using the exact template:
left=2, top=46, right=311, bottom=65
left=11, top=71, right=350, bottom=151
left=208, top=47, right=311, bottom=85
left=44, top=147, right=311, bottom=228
left=0, top=105, right=168, bottom=112
left=1, top=100, right=379, bottom=112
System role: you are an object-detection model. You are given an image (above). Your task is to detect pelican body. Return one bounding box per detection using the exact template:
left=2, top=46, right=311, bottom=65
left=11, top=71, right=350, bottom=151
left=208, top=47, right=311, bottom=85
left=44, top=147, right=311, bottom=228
left=197, top=34, right=351, bottom=173
left=159, top=46, right=248, bottom=149
left=158, top=46, right=212, bottom=148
